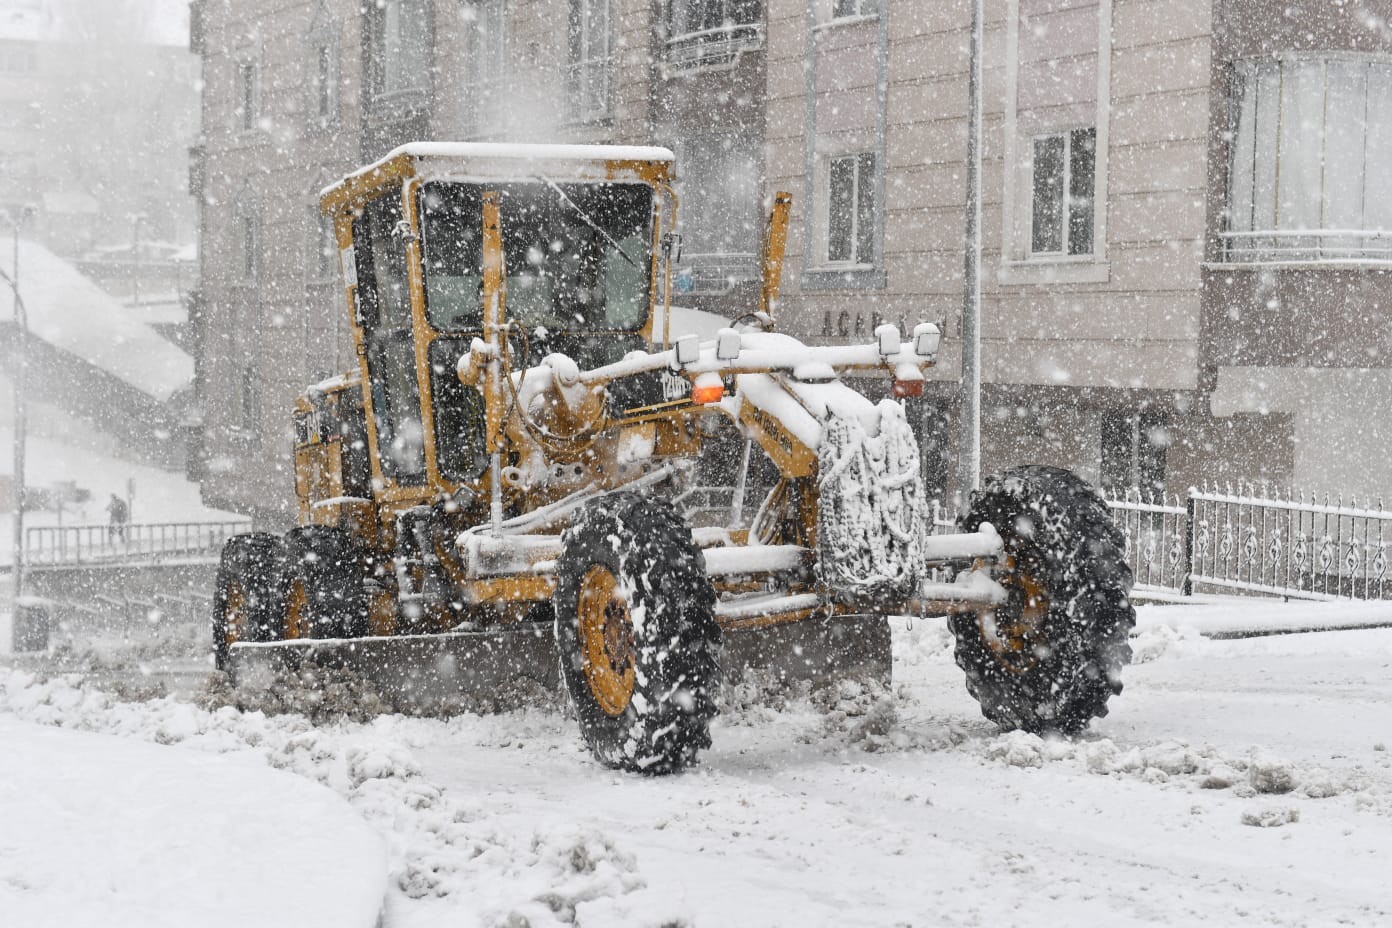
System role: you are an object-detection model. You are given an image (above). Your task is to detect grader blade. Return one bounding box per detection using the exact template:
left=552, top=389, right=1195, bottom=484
left=226, top=612, right=892, bottom=715
left=722, top=613, right=892, bottom=689
left=227, top=625, right=559, bottom=714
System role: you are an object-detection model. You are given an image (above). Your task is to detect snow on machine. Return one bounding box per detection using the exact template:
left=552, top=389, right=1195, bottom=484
left=212, top=142, right=1135, bottom=773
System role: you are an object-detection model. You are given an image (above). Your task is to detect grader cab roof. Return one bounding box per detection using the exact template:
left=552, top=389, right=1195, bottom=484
left=319, top=142, right=676, bottom=215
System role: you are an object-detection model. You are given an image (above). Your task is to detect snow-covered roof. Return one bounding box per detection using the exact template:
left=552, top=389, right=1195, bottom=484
left=1, top=239, right=193, bottom=401
left=0, top=0, right=53, bottom=41
left=328, top=142, right=676, bottom=198
left=142, top=0, right=189, bottom=47
left=0, top=0, right=189, bottom=45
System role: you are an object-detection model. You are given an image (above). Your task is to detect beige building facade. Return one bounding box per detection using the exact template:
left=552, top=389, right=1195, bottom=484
left=188, top=0, right=1392, bottom=523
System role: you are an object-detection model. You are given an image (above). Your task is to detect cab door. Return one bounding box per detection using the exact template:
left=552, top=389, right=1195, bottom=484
left=351, top=192, right=428, bottom=490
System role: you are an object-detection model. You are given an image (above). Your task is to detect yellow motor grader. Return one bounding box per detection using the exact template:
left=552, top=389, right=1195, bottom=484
left=213, top=142, right=1135, bottom=773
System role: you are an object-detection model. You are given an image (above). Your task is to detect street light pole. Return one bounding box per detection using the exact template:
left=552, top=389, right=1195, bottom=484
left=3, top=213, right=27, bottom=620
left=957, top=0, right=985, bottom=508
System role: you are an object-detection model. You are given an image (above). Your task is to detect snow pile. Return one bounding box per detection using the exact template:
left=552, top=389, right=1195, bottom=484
left=964, top=730, right=1369, bottom=808
left=0, top=668, right=667, bottom=928
left=201, top=662, right=395, bottom=724
left=811, top=677, right=905, bottom=752
left=1241, top=805, right=1301, bottom=828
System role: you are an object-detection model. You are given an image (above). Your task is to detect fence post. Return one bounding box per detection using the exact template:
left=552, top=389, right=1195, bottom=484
left=1181, top=489, right=1196, bottom=597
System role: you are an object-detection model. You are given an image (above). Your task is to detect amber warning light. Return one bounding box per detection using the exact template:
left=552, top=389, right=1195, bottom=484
left=691, top=372, right=725, bottom=405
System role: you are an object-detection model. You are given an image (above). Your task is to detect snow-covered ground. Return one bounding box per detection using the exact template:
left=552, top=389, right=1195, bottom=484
left=3, top=601, right=1391, bottom=926
left=0, top=718, right=386, bottom=928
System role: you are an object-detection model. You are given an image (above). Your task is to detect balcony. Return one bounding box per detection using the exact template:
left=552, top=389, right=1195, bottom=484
left=666, top=23, right=763, bottom=74
left=1220, top=229, right=1392, bottom=267
left=675, top=252, right=759, bottom=295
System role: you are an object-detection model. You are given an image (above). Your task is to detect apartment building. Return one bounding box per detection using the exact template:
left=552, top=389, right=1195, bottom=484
left=189, top=0, right=1392, bottom=523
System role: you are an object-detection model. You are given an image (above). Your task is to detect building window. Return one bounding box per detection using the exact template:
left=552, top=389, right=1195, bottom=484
left=370, top=0, right=430, bottom=104
left=1101, top=408, right=1167, bottom=495
left=830, top=0, right=877, bottom=20
left=240, top=365, right=262, bottom=434
left=1030, top=127, right=1095, bottom=256
left=670, top=135, right=761, bottom=293
left=312, top=41, right=339, bottom=125
left=825, top=152, right=876, bottom=266
left=311, top=209, right=337, bottom=280
left=566, top=0, right=612, bottom=123
left=236, top=60, right=260, bottom=131
left=461, top=0, right=508, bottom=136
left=236, top=211, right=259, bottom=282
left=1226, top=56, right=1392, bottom=264
left=666, top=0, right=761, bottom=71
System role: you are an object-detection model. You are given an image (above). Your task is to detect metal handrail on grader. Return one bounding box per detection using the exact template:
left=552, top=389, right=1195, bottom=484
left=213, top=143, right=1136, bottom=773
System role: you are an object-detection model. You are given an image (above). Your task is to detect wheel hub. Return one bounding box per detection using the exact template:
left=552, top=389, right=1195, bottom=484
left=286, top=578, right=310, bottom=639
left=981, top=554, right=1050, bottom=673
left=577, top=565, right=636, bottom=716
left=224, top=582, right=248, bottom=646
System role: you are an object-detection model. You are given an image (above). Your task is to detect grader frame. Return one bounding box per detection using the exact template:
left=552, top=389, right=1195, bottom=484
left=214, top=143, right=1135, bottom=773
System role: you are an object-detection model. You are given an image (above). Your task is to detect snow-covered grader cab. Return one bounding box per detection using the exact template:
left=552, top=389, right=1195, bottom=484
left=213, top=143, right=1135, bottom=773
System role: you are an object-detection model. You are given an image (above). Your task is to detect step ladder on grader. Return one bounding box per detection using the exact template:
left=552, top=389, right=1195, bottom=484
left=214, top=143, right=1135, bottom=773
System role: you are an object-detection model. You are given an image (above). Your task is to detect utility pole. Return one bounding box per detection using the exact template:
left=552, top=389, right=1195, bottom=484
left=130, top=212, right=146, bottom=307
left=5, top=211, right=27, bottom=627
left=957, top=0, right=985, bottom=508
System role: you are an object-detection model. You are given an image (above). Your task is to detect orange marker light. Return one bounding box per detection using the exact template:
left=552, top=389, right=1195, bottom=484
left=691, top=372, right=725, bottom=405
left=892, top=378, right=925, bottom=399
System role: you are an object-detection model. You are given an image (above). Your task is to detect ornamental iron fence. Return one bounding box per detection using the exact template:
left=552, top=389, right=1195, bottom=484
left=956, top=485, right=1392, bottom=603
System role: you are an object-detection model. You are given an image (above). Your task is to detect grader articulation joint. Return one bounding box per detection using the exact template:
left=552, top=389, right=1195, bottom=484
left=213, top=143, right=1135, bottom=773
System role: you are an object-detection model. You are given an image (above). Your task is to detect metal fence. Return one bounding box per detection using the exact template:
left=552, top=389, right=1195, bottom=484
left=685, top=483, right=1392, bottom=603
left=23, top=520, right=251, bottom=568
left=1184, top=488, right=1392, bottom=601
left=1038, top=486, right=1392, bottom=603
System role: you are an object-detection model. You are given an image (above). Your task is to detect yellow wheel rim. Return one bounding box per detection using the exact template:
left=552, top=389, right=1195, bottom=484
left=224, top=581, right=248, bottom=647
left=577, top=565, right=636, bottom=717
left=981, top=555, right=1050, bottom=674
left=286, top=578, right=310, bottom=640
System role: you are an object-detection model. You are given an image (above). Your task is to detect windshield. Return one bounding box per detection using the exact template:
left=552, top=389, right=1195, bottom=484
left=418, top=180, right=653, bottom=335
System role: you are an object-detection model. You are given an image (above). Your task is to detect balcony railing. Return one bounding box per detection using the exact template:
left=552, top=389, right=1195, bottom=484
left=675, top=252, right=759, bottom=295
left=1220, top=229, right=1392, bottom=265
left=666, top=23, right=763, bottom=73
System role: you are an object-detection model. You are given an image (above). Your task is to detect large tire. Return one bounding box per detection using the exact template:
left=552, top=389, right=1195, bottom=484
left=951, top=466, right=1135, bottom=735
left=554, top=493, right=721, bottom=774
left=212, top=532, right=286, bottom=672
left=282, top=526, right=369, bottom=640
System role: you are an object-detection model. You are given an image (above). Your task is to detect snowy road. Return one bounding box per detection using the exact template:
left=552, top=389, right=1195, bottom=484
left=4, top=603, right=1392, bottom=927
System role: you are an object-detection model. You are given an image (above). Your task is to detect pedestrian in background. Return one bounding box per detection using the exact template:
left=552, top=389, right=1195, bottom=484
left=106, top=493, right=129, bottom=541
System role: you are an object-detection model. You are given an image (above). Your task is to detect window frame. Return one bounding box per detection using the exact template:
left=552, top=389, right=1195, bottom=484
left=1028, top=126, right=1096, bottom=259
left=367, top=0, right=432, bottom=111
left=998, top=0, right=1111, bottom=286
left=566, top=0, right=614, bottom=125
left=232, top=198, right=261, bottom=285
left=234, top=56, right=261, bottom=133
left=1223, top=52, right=1392, bottom=266
left=827, top=0, right=877, bottom=23
left=460, top=0, right=509, bottom=137
left=309, top=38, right=340, bottom=129
left=819, top=150, right=877, bottom=269
left=308, top=206, right=339, bottom=283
